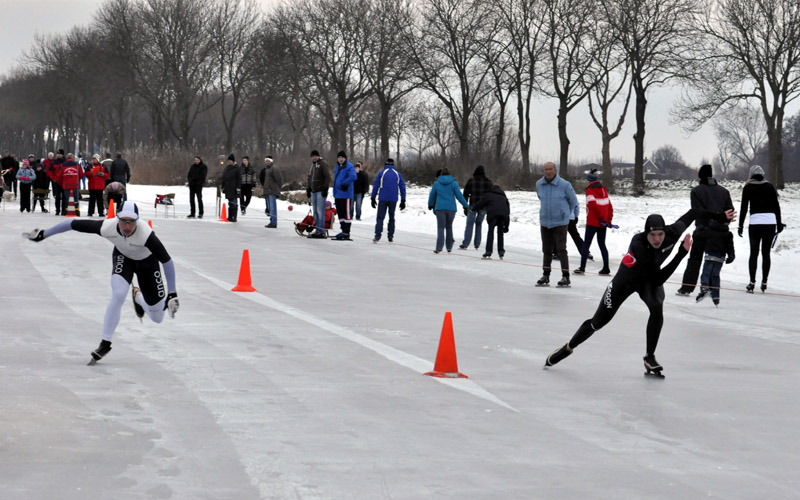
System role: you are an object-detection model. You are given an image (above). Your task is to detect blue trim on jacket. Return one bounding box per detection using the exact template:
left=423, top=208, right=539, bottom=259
left=371, top=164, right=406, bottom=202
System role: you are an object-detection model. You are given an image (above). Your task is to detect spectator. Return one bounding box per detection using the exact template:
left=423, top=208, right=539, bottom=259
left=32, top=157, right=50, bottom=213
left=696, top=221, right=735, bottom=306
left=574, top=169, right=612, bottom=275
left=332, top=151, right=357, bottom=240
left=220, top=154, right=241, bottom=222
left=371, top=158, right=406, bottom=243
left=109, top=152, right=131, bottom=201
left=459, top=165, right=492, bottom=251
left=259, top=156, right=283, bottom=228
left=85, top=154, right=108, bottom=216
left=16, top=158, right=35, bottom=212
left=472, top=185, right=510, bottom=260
left=78, top=153, right=88, bottom=191
left=45, top=151, right=63, bottom=215
left=187, top=155, right=208, bottom=219
left=104, top=181, right=126, bottom=211
left=353, top=161, right=369, bottom=221
left=738, top=164, right=782, bottom=293
left=58, top=153, right=84, bottom=215
left=427, top=167, right=468, bottom=253
left=536, top=162, right=579, bottom=287
left=1, top=151, right=15, bottom=196
left=101, top=153, right=114, bottom=187
left=677, top=164, right=733, bottom=296
left=306, top=150, right=332, bottom=239
left=239, top=156, right=256, bottom=215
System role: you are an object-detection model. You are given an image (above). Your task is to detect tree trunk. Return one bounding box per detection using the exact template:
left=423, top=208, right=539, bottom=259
left=765, top=123, right=785, bottom=189
left=557, top=102, right=570, bottom=180
left=633, top=87, right=647, bottom=192
left=495, top=100, right=506, bottom=167
left=516, top=88, right=531, bottom=172
left=601, top=131, right=614, bottom=193
left=379, top=97, right=391, bottom=162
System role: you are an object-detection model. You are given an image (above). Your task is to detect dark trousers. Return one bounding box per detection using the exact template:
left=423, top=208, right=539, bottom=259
left=52, top=182, right=63, bottom=214
left=374, top=200, right=397, bottom=239
left=226, top=197, right=238, bottom=221
left=485, top=216, right=508, bottom=257
left=569, top=278, right=665, bottom=355
left=748, top=224, right=776, bottom=283
left=19, top=183, right=32, bottom=211
left=542, top=225, right=569, bottom=276
left=88, top=190, right=105, bottom=216
left=335, top=198, right=352, bottom=234
left=678, top=227, right=708, bottom=293
left=189, top=185, right=204, bottom=216
left=62, top=188, right=80, bottom=214
left=240, top=185, right=253, bottom=208
left=580, top=226, right=609, bottom=268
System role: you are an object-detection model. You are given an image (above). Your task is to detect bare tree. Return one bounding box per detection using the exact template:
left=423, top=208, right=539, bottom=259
left=601, top=0, right=697, bottom=191
left=713, top=104, right=768, bottom=172
left=680, top=0, right=800, bottom=188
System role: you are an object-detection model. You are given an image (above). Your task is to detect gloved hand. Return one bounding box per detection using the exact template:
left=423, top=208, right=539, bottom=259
left=737, top=227, right=743, bottom=237
left=725, top=254, right=735, bottom=264
left=306, top=188, right=311, bottom=198
left=341, top=183, right=349, bottom=190
left=428, top=206, right=434, bottom=211
left=463, top=207, right=468, bottom=216
left=399, top=200, right=406, bottom=211
left=503, top=226, right=509, bottom=234
left=371, top=198, right=377, bottom=209
left=25, top=229, right=45, bottom=242
left=165, top=292, right=179, bottom=318
left=778, top=223, right=785, bottom=233
left=322, top=189, right=328, bottom=198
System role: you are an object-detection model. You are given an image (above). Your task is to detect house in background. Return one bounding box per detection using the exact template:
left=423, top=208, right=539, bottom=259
left=578, top=159, right=662, bottom=179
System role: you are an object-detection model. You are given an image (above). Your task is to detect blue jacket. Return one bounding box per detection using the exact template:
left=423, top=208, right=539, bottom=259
left=427, top=175, right=468, bottom=212
left=536, top=174, right=578, bottom=228
left=371, top=164, right=406, bottom=202
left=333, top=160, right=357, bottom=199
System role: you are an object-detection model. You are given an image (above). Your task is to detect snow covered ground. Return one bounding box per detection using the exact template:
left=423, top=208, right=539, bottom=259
left=2, top=181, right=799, bottom=499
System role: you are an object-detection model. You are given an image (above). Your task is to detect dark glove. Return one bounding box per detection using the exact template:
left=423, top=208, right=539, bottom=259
left=371, top=198, right=377, bottom=209
left=165, top=292, right=179, bottom=318
left=778, top=223, right=785, bottom=233
left=322, top=189, right=328, bottom=198
left=306, top=188, right=311, bottom=198
left=725, top=254, right=735, bottom=264
left=463, top=207, right=468, bottom=216
left=26, top=229, right=45, bottom=242
left=503, top=226, right=509, bottom=234
left=737, top=227, right=743, bottom=237
left=341, top=183, right=349, bottom=190
left=428, top=206, right=434, bottom=211
left=399, top=200, right=406, bottom=211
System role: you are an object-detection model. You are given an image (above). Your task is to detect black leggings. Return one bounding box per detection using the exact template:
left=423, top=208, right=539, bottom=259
left=568, top=278, right=665, bottom=355
left=748, top=224, right=776, bottom=283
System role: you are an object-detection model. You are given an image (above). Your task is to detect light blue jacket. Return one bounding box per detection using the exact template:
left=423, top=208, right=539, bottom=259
left=332, top=160, right=357, bottom=199
left=16, top=167, right=36, bottom=184
left=427, top=175, right=468, bottom=212
left=536, top=174, right=578, bottom=228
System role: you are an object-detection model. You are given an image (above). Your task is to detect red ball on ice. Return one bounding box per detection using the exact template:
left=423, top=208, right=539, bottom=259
left=288, top=205, right=293, bottom=211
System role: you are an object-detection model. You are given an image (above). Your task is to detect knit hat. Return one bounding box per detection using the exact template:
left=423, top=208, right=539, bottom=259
left=265, top=155, right=273, bottom=163
left=644, top=214, right=665, bottom=233
left=57, top=148, right=65, bottom=155
left=337, top=150, right=347, bottom=159
left=749, top=165, right=765, bottom=178
left=242, top=155, right=249, bottom=161
left=698, top=164, right=712, bottom=179
left=386, top=158, right=394, bottom=165
left=227, top=153, right=235, bottom=162
left=310, top=150, right=320, bottom=157
left=117, top=201, right=140, bottom=220
left=586, top=168, right=600, bottom=182
left=22, top=159, right=30, bottom=167
left=92, top=154, right=101, bottom=161
left=473, top=165, right=485, bottom=176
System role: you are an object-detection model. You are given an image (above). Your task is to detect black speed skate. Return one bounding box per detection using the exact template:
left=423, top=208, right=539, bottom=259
left=544, top=343, right=573, bottom=368
left=88, top=340, right=112, bottom=365
left=131, top=286, right=144, bottom=322
left=643, top=353, right=664, bottom=379
left=557, top=276, right=571, bottom=288
left=535, top=275, right=550, bottom=287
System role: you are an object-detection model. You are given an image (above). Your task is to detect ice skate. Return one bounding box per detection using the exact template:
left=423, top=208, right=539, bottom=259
left=88, top=340, right=112, bottom=365
left=557, top=276, right=571, bottom=288
left=482, top=254, right=492, bottom=260
left=746, top=282, right=755, bottom=293
left=535, top=275, right=550, bottom=287
left=573, top=267, right=585, bottom=275
left=643, top=353, right=664, bottom=378
left=598, top=267, right=611, bottom=276
left=373, top=237, right=379, bottom=244
left=131, top=286, right=144, bottom=322
left=544, top=343, right=573, bottom=368
left=695, top=288, right=709, bottom=303
left=458, top=245, right=468, bottom=250
left=675, top=288, right=692, bottom=297
left=760, top=281, right=768, bottom=293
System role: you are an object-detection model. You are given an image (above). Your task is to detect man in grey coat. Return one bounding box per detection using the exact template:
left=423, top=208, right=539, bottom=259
left=259, top=156, right=283, bottom=228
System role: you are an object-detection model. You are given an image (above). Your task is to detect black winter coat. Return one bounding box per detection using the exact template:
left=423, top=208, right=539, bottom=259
left=187, top=161, right=208, bottom=188
left=690, top=178, right=733, bottom=228
left=472, top=185, right=510, bottom=222
left=221, top=163, right=242, bottom=199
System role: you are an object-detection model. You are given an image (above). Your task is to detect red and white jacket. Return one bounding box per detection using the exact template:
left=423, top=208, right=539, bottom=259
left=585, top=180, right=613, bottom=228
left=57, top=159, right=84, bottom=190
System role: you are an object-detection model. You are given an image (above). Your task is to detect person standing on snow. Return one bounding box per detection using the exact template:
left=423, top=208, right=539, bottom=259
left=427, top=167, right=468, bottom=253
left=574, top=169, right=613, bottom=276
left=332, top=151, right=357, bottom=240
left=23, top=201, right=179, bottom=364
left=306, top=150, right=332, bottom=239
left=544, top=207, right=736, bottom=375
left=239, top=156, right=257, bottom=215
left=536, top=161, right=579, bottom=288
left=259, top=156, right=283, bottom=228
left=471, top=184, right=510, bottom=260
left=738, top=165, right=782, bottom=293
left=186, top=155, right=208, bottom=219
left=458, top=165, right=493, bottom=251
left=371, top=158, right=406, bottom=243
left=220, top=154, right=241, bottom=222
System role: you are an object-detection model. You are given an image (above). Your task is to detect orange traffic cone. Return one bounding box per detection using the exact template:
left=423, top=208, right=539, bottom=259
left=64, top=198, right=77, bottom=217
left=424, top=312, right=468, bottom=378
left=148, top=220, right=153, bottom=228
left=219, top=203, right=228, bottom=222
left=231, top=249, right=257, bottom=292
left=107, top=199, right=115, bottom=219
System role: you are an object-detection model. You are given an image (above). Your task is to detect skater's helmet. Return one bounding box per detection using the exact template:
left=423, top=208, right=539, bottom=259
left=117, top=201, right=140, bottom=220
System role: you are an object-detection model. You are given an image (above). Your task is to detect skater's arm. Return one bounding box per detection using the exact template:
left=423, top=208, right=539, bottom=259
left=43, top=219, right=103, bottom=238
left=656, top=239, right=690, bottom=285
left=144, top=234, right=176, bottom=293
left=162, top=259, right=177, bottom=293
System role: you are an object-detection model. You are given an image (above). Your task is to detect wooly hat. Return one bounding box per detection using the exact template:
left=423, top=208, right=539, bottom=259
left=386, top=158, right=394, bottom=165
left=644, top=214, right=665, bottom=234
left=117, top=201, right=140, bottom=220
left=337, top=150, right=347, bottom=159
left=265, top=155, right=273, bottom=162
left=227, top=153, right=235, bottom=162
left=698, top=164, right=713, bottom=179
left=586, top=168, right=600, bottom=182
left=473, top=165, right=485, bottom=176
left=750, top=165, right=765, bottom=178
left=310, top=150, right=320, bottom=157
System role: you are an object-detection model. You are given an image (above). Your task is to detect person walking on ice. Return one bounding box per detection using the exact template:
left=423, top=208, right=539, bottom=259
left=23, top=201, right=179, bottom=364
left=544, top=207, right=735, bottom=377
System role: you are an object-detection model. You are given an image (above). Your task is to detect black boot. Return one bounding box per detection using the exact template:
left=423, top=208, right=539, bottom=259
left=745, top=282, right=755, bottom=293
left=545, top=343, right=573, bottom=367
left=91, top=340, right=112, bottom=361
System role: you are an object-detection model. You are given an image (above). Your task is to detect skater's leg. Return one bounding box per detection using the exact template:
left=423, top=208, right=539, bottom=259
left=568, top=279, right=633, bottom=348
left=461, top=209, right=476, bottom=247
left=710, top=262, right=722, bottom=300
left=386, top=202, right=396, bottom=240
left=579, top=226, right=597, bottom=269
left=484, top=220, right=495, bottom=256
left=474, top=210, right=486, bottom=248
left=567, top=218, right=584, bottom=253
left=444, top=211, right=455, bottom=251
left=135, top=255, right=169, bottom=323
left=540, top=226, right=554, bottom=274
left=639, top=283, right=665, bottom=355
left=679, top=229, right=706, bottom=293
left=103, top=273, right=132, bottom=341
left=758, top=225, right=775, bottom=283
left=596, top=226, right=609, bottom=268
left=748, top=227, right=761, bottom=283
left=554, top=225, right=569, bottom=275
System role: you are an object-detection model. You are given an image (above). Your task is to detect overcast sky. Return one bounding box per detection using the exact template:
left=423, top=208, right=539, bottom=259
left=2, top=0, right=726, bottom=167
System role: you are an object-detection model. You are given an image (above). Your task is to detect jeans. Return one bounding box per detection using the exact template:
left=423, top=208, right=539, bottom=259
left=434, top=210, right=456, bottom=251
left=461, top=209, right=486, bottom=248
left=265, top=194, right=278, bottom=226
left=311, top=191, right=327, bottom=234
left=580, top=225, right=609, bottom=268
left=354, top=193, right=364, bottom=219
left=700, top=254, right=723, bottom=300
left=374, top=200, right=397, bottom=240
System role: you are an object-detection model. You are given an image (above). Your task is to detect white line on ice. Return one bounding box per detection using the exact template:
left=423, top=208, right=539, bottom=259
left=179, top=258, right=518, bottom=412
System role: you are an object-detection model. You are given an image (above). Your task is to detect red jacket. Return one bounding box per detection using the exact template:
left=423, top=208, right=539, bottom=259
left=585, top=181, right=613, bottom=228
left=57, top=159, right=84, bottom=190
left=43, top=158, right=56, bottom=182
left=86, top=161, right=108, bottom=190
